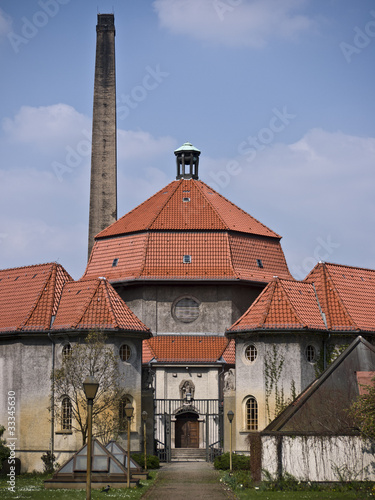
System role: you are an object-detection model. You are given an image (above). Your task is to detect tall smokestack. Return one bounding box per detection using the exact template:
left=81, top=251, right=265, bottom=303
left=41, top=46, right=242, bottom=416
left=88, top=13, right=117, bottom=259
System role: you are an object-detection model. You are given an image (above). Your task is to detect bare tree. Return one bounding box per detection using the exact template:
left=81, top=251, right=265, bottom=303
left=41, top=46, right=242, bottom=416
left=52, top=331, right=125, bottom=444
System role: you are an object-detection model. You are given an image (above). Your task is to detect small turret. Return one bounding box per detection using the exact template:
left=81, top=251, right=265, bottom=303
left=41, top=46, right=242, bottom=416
left=174, top=142, right=201, bottom=180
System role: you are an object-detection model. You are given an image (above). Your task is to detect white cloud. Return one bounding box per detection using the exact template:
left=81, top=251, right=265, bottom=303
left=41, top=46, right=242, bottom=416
left=2, top=104, right=91, bottom=154
left=117, top=129, right=176, bottom=160
left=203, top=128, right=375, bottom=277
left=0, top=8, right=12, bottom=37
left=153, top=0, right=313, bottom=47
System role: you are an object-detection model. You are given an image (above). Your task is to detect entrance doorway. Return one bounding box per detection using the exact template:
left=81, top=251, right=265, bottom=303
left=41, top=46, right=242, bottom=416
left=175, top=412, right=199, bottom=448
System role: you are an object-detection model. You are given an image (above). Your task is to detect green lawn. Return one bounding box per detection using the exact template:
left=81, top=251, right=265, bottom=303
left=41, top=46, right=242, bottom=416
left=220, top=470, right=375, bottom=500
left=0, top=471, right=157, bottom=499
left=234, top=490, right=374, bottom=499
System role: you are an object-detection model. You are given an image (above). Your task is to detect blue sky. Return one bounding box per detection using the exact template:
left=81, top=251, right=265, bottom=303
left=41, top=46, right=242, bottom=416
left=0, top=0, right=374, bottom=280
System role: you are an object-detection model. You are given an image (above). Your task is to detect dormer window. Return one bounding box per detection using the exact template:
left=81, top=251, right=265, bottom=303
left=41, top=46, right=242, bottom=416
left=183, top=255, right=191, bottom=264
left=256, top=259, right=263, bottom=268
left=183, top=197, right=190, bottom=202
left=112, top=258, right=119, bottom=267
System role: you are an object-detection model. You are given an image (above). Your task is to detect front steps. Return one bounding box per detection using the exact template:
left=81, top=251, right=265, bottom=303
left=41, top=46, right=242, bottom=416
left=171, top=448, right=207, bottom=461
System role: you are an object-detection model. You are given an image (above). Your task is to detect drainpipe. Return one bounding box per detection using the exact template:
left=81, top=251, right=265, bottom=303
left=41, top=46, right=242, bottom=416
left=312, top=283, right=330, bottom=370
left=48, top=330, right=56, bottom=457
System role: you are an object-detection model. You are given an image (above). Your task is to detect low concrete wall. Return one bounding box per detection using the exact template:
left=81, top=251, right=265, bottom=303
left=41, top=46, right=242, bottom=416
left=261, top=435, right=375, bottom=482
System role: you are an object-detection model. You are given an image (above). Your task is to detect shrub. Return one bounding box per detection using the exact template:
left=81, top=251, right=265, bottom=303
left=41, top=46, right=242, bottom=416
left=41, top=451, right=59, bottom=474
left=214, top=452, right=249, bottom=470
left=131, top=453, right=160, bottom=469
left=0, top=426, right=10, bottom=467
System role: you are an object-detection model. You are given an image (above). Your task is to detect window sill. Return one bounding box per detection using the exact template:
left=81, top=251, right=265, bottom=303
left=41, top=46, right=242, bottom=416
left=55, top=430, right=73, bottom=435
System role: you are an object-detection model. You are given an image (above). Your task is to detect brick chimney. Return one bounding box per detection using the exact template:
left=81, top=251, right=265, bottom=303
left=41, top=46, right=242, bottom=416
left=88, top=14, right=117, bottom=259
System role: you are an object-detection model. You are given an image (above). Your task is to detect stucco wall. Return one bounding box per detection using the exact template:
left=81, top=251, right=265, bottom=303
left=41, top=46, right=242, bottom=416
left=234, top=334, right=324, bottom=451
left=154, top=365, right=220, bottom=400
left=0, top=332, right=146, bottom=472
left=118, top=283, right=260, bottom=334
left=261, top=435, right=375, bottom=481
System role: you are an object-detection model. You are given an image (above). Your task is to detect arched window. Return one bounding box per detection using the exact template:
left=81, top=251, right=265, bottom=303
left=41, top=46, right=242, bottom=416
left=305, top=344, right=316, bottom=363
left=62, top=397, right=72, bottom=431
left=62, top=343, right=72, bottom=359
left=245, top=396, right=258, bottom=431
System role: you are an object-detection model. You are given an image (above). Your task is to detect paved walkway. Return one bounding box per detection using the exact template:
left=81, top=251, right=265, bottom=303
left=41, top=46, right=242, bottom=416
left=142, top=461, right=236, bottom=500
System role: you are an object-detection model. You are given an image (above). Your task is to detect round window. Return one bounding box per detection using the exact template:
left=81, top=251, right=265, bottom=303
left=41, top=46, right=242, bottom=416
left=172, top=297, right=200, bottom=323
left=245, top=344, right=257, bottom=362
left=305, top=345, right=316, bottom=363
left=120, top=344, right=132, bottom=362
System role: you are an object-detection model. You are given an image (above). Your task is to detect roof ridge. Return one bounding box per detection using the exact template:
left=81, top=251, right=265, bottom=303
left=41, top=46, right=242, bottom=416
left=194, top=180, right=231, bottom=229
left=0, top=262, right=58, bottom=274
left=226, top=233, right=240, bottom=279
left=146, top=180, right=181, bottom=228
left=198, top=180, right=281, bottom=239
left=278, top=280, right=308, bottom=328
left=19, top=263, right=55, bottom=330
left=101, top=279, right=119, bottom=329
left=323, top=263, right=358, bottom=330
left=144, top=339, right=158, bottom=360
left=325, top=261, right=375, bottom=273
left=73, top=280, right=102, bottom=329
left=138, top=232, right=150, bottom=277
left=259, top=279, right=278, bottom=328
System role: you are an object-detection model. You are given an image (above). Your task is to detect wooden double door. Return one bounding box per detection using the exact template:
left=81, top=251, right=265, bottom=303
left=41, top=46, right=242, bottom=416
left=175, top=412, right=199, bottom=448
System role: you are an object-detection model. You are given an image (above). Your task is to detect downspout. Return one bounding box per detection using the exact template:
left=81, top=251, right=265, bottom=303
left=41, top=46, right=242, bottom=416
left=311, top=283, right=330, bottom=370
left=48, top=328, right=56, bottom=457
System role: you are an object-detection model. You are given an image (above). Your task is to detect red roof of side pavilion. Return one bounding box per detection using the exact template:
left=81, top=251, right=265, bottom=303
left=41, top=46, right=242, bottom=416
left=227, top=262, right=375, bottom=335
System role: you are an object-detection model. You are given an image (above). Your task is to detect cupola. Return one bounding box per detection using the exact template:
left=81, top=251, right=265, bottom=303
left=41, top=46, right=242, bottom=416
left=174, top=142, right=201, bottom=180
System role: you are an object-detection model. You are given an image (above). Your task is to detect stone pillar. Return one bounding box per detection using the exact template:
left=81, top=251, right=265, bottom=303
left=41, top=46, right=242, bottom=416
left=88, top=14, right=117, bottom=258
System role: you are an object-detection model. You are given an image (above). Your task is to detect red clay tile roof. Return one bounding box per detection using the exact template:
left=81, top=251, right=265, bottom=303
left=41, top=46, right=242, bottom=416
left=305, top=262, right=375, bottom=332
left=83, top=178, right=291, bottom=283
left=222, top=339, right=235, bottom=364
left=228, top=262, right=375, bottom=335
left=96, top=179, right=280, bottom=238
left=142, top=335, right=234, bottom=363
left=0, top=263, right=72, bottom=333
left=52, top=278, right=150, bottom=333
left=356, top=371, right=375, bottom=395
left=228, top=278, right=326, bottom=332
left=84, top=232, right=291, bottom=282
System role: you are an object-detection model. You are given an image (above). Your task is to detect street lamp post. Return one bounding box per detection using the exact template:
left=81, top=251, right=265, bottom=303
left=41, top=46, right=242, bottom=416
left=142, top=411, right=147, bottom=472
left=125, top=402, right=134, bottom=488
left=227, top=410, right=234, bottom=472
left=83, top=376, right=99, bottom=500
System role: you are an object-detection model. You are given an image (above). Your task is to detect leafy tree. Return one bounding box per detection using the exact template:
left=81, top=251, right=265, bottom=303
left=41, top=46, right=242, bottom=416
left=349, top=375, right=375, bottom=440
left=52, top=331, right=126, bottom=445
left=0, top=425, right=10, bottom=465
